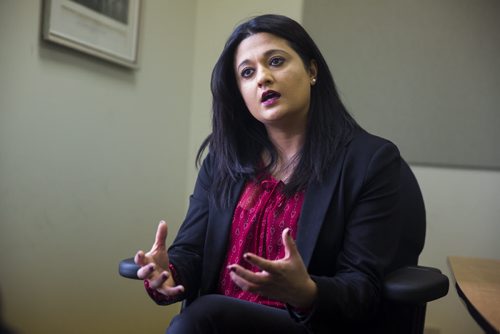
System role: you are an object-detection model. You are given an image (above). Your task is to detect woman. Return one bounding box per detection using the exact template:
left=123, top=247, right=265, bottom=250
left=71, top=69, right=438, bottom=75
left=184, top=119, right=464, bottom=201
left=135, top=14, right=406, bottom=333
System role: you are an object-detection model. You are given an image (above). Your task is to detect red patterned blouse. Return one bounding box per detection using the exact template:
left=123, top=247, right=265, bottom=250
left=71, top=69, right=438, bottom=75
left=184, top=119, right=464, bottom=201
left=217, top=174, right=305, bottom=308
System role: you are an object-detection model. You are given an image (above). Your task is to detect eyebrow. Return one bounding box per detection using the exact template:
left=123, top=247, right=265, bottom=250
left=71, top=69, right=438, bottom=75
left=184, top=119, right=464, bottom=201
left=236, top=49, right=290, bottom=71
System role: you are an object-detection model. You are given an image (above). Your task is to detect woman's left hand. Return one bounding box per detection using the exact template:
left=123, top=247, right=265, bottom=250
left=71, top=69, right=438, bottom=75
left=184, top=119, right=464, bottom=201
left=227, top=228, right=318, bottom=309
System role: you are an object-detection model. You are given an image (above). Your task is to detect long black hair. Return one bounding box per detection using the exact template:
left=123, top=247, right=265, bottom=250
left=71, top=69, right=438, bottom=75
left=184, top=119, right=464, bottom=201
left=197, top=14, right=360, bottom=207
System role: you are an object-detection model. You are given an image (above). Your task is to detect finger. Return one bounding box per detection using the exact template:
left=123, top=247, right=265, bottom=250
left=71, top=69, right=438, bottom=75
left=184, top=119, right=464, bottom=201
left=153, top=220, right=168, bottom=250
left=134, top=250, right=147, bottom=266
left=137, top=263, right=155, bottom=280
left=229, top=269, right=259, bottom=292
left=149, top=270, right=169, bottom=290
left=228, top=264, right=269, bottom=285
left=282, top=228, right=298, bottom=259
left=158, top=284, right=185, bottom=297
left=243, top=253, right=278, bottom=274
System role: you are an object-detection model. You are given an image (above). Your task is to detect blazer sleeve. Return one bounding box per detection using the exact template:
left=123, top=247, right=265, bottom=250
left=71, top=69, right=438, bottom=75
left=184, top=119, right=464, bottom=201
left=167, top=153, right=214, bottom=301
left=310, top=140, right=402, bottom=324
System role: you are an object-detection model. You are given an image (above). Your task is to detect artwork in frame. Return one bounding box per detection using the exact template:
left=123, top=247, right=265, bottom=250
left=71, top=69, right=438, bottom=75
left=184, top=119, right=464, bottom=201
left=43, top=0, right=141, bottom=68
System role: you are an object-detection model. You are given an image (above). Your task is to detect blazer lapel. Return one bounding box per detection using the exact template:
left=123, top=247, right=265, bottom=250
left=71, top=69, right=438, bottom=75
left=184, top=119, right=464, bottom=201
left=296, top=147, right=347, bottom=267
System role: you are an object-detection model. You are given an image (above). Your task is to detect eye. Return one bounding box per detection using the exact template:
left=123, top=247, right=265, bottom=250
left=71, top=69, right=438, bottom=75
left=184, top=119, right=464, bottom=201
left=269, top=56, right=285, bottom=67
left=240, top=67, right=254, bottom=78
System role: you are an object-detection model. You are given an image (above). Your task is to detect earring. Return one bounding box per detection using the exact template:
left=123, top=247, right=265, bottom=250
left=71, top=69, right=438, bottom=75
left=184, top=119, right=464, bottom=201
left=311, top=78, right=317, bottom=85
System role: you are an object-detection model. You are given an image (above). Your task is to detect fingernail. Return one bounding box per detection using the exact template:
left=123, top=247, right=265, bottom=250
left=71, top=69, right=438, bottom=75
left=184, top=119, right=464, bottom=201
left=243, top=253, right=250, bottom=260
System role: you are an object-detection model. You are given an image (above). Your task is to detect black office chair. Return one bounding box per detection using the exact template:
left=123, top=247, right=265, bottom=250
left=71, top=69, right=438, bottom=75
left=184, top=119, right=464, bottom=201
left=374, top=159, right=449, bottom=333
left=119, top=159, right=449, bottom=334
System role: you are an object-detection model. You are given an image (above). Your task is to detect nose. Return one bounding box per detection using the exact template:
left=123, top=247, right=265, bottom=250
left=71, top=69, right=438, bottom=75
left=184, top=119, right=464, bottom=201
left=257, top=67, right=273, bottom=88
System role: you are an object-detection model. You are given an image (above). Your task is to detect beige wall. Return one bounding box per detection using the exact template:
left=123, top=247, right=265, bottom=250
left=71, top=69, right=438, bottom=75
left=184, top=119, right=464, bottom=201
left=0, top=1, right=195, bottom=333
left=1, top=1, right=499, bottom=334
left=304, top=0, right=500, bottom=170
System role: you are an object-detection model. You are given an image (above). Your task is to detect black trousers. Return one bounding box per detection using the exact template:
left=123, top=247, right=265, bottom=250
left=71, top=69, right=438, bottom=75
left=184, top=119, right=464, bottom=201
left=166, top=295, right=310, bottom=334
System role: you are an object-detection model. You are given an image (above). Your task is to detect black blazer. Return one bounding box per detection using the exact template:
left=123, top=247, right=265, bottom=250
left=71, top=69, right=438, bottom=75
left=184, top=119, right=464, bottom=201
left=168, top=130, right=422, bottom=332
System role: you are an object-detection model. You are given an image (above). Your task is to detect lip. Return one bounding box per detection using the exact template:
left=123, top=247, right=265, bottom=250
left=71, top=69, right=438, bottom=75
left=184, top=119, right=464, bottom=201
left=261, top=90, right=281, bottom=106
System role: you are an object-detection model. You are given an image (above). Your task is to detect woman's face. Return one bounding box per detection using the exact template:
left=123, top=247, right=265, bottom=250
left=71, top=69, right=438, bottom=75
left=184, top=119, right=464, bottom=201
left=234, top=33, right=317, bottom=133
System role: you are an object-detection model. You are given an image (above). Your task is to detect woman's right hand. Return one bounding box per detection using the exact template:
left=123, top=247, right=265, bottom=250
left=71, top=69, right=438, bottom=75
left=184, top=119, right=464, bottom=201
left=135, top=221, right=185, bottom=297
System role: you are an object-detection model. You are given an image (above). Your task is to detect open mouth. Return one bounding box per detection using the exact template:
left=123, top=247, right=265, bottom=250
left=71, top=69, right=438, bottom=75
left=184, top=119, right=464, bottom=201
left=261, top=90, right=281, bottom=105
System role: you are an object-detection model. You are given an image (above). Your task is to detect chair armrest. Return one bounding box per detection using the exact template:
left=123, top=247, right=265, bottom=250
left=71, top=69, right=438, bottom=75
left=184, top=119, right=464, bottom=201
left=383, top=265, right=449, bottom=304
left=120, top=260, right=450, bottom=304
left=119, top=257, right=141, bottom=280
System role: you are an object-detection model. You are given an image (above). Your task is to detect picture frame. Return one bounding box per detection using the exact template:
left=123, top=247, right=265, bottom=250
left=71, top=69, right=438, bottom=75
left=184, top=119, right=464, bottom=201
left=42, top=0, right=141, bottom=68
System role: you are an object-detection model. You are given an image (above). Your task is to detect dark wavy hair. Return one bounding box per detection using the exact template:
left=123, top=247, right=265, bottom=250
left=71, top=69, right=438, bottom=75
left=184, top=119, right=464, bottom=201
left=197, top=14, right=360, bottom=207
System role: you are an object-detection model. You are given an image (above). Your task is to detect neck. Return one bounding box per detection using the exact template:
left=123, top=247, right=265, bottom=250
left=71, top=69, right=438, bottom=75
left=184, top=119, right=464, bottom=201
left=266, top=122, right=305, bottom=158
left=264, top=128, right=305, bottom=182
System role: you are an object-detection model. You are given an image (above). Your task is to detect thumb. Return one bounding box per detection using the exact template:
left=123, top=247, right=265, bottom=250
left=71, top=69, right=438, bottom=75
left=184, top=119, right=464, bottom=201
left=153, top=220, right=168, bottom=250
left=282, top=228, right=298, bottom=259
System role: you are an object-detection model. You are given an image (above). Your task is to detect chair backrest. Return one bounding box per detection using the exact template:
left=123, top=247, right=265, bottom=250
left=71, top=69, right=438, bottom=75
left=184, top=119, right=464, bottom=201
left=379, top=159, right=446, bottom=334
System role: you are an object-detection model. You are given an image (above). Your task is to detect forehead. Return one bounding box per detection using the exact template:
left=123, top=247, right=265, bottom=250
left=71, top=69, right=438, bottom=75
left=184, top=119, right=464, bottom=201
left=234, top=32, right=296, bottom=66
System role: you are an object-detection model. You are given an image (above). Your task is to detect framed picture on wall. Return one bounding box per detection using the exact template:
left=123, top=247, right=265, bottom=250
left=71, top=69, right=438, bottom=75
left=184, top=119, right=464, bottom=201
left=42, top=0, right=141, bottom=68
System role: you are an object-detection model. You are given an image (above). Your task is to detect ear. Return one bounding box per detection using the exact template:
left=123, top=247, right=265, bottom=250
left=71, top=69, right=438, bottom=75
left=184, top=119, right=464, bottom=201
left=308, top=59, right=318, bottom=81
